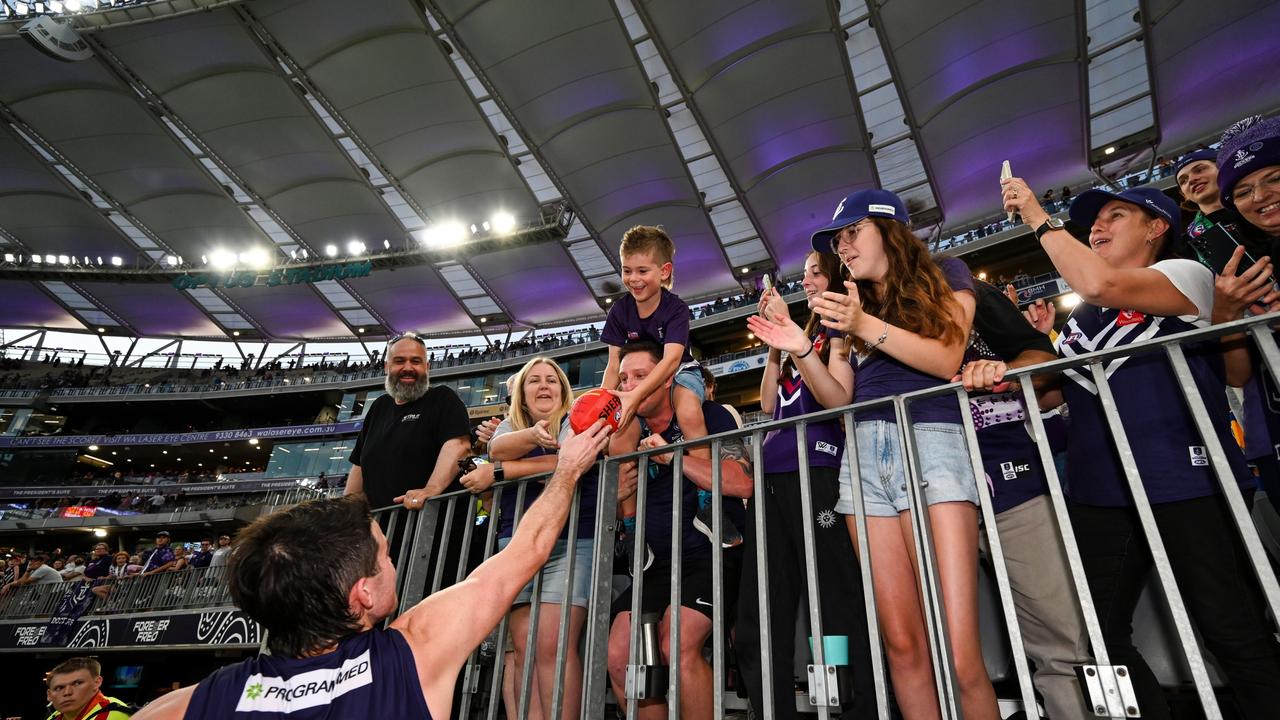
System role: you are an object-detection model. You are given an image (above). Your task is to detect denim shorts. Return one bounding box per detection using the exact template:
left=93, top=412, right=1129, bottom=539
left=496, top=536, right=594, bottom=608
left=835, top=420, right=979, bottom=517
left=673, top=363, right=707, bottom=403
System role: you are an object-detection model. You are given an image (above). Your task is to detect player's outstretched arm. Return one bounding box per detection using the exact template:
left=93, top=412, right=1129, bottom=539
left=395, top=421, right=612, bottom=717
left=133, top=685, right=195, bottom=719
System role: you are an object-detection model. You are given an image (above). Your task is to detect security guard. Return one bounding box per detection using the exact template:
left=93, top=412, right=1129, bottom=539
left=45, top=657, right=132, bottom=720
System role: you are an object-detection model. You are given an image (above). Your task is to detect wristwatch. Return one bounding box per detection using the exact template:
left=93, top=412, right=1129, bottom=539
left=1034, top=217, right=1065, bottom=241
left=492, top=461, right=504, bottom=483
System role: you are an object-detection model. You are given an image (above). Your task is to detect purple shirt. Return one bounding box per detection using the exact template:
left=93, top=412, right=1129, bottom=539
left=852, top=257, right=974, bottom=423
left=83, top=554, right=112, bottom=580
left=761, top=328, right=845, bottom=472
left=491, top=417, right=599, bottom=541
left=601, top=289, right=694, bottom=362
left=142, top=545, right=175, bottom=573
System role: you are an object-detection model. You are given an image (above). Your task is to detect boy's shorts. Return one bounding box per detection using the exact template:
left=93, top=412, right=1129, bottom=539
left=673, top=362, right=706, bottom=403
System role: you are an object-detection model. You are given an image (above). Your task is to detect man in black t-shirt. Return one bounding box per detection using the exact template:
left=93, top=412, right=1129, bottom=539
left=347, top=333, right=471, bottom=511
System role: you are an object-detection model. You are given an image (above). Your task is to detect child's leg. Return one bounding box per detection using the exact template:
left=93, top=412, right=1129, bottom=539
left=672, top=384, right=710, bottom=461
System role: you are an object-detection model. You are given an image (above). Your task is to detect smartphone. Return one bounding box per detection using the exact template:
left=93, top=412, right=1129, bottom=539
left=1187, top=222, right=1264, bottom=278
left=761, top=274, right=773, bottom=293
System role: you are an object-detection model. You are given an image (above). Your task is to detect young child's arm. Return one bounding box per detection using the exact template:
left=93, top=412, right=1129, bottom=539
left=615, top=342, right=684, bottom=428
left=602, top=345, right=622, bottom=392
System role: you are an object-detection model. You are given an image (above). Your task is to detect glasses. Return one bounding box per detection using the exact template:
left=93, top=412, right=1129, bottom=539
left=387, top=332, right=426, bottom=348
left=829, top=220, right=873, bottom=253
left=1231, top=170, right=1280, bottom=205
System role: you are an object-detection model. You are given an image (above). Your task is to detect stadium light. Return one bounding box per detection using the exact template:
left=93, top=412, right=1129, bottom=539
left=45, top=254, right=56, bottom=264
left=210, top=248, right=236, bottom=269
left=347, top=240, right=365, bottom=256
left=324, top=244, right=338, bottom=258
left=1104, top=146, right=1116, bottom=155
left=383, top=239, right=391, bottom=250
left=93, top=529, right=107, bottom=538
left=57, top=255, right=69, bottom=265
left=97, top=328, right=106, bottom=333
left=31, top=255, right=42, bottom=264
left=243, top=247, right=271, bottom=269
left=110, top=256, right=122, bottom=266
left=3, top=253, right=13, bottom=263
left=166, top=255, right=180, bottom=267
left=88, top=444, right=98, bottom=451
left=416, top=222, right=467, bottom=249
left=491, top=212, right=516, bottom=234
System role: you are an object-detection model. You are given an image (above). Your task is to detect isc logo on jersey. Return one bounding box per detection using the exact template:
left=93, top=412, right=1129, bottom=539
left=999, top=461, right=1031, bottom=481
left=236, top=650, right=373, bottom=713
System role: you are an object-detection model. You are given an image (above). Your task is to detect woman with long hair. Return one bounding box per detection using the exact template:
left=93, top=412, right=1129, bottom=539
left=808, top=189, right=997, bottom=720
left=459, top=356, right=597, bottom=720
left=742, top=250, right=877, bottom=718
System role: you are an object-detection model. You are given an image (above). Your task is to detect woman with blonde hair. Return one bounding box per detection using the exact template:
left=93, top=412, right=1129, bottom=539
left=459, top=356, right=598, bottom=719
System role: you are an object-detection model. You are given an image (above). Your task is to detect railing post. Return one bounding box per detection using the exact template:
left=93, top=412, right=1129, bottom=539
left=582, top=459, right=619, bottom=719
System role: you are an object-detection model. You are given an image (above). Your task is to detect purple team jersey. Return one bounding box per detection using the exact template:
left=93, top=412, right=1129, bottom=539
left=852, top=257, right=974, bottom=423
left=761, top=328, right=845, bottom=472
left=601, top=288, right=694, bottom=362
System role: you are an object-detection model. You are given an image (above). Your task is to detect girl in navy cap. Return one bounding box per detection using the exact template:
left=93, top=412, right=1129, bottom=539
left=997, top=176, right=1280, bottom=719
left=790, top=188, right=997, bottom=720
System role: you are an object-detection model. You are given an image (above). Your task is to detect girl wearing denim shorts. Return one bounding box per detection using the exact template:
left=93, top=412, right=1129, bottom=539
left=808, top=189, right=998, bottom=720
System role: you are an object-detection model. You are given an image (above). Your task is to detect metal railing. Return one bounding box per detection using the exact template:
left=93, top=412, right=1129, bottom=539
left=394, top=310, right=1280, bottom=719
left=0, top=565, right=235, bottom=620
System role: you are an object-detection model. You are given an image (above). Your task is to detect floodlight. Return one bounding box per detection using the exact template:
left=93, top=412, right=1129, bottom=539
left=210, top=249, right=236, bottom=269
left=383, top=239, right=391, bottom=249
left=110, top=256, right=122, bottom=267
left=416, top=222, right=467, bottom=249
left=243, top=247, right=271, bottom=269
left=491, top=212, right=516, bottom=234
left=3, top=253, right=13, bottom=263
left=1104, top=146, right=1116, bottom=155
left=45, top=254, right=56, bottom=264
left=31, top=255, right=41, bottom=264
left=347, top=240, right=365, bottom=256
left=324, top=244, right=338, bottom=258
left=57, top=255, right=69, bottom=264
left=166, top=255, right=180, bottom=267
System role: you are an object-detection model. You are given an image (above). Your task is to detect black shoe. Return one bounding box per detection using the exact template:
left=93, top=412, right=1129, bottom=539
left=694, top=503, right=744, bottom=548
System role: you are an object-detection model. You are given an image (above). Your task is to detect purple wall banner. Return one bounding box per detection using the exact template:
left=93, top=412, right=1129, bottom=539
left=0, top=420, right=363, bottom=449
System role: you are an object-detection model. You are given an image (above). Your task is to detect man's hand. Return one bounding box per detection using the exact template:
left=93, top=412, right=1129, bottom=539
left=1023, top=298, right=1056, bottom=335
left=395, top=487, right=436, bottom=510
left=954, top=359, right=1011, bottom=393
left=616, top=460, right=639, bottom=503
left=557, top=420, right=612, bottom=478
left=474, top=416, right=502, bottom=446
left=638, top=433, right=674, bottom=465
left=1213, top=247, right=1276, bottom=323
left=459, top=464, right=496, bottom=495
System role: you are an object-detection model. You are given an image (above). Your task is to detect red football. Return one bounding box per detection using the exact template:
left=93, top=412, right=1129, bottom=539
left=569, top=388, right=623, bottom=434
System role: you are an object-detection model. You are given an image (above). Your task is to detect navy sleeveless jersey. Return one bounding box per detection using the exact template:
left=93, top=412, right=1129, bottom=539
left=1055, top=283, right=1254, bottom=506
left=184, top=629, right=431, bottom=719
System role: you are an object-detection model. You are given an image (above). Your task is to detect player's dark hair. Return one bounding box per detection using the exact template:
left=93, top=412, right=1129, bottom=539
left=618, top=340, right=665, bottom=366
left=229, top=494, right=381, bottom=657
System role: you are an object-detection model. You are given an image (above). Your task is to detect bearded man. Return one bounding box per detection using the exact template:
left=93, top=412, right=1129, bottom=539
left=345, top=332, right=471, bottom=511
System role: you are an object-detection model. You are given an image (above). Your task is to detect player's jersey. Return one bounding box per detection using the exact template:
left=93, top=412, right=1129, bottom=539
left=184, top=629, right=431, bottom=720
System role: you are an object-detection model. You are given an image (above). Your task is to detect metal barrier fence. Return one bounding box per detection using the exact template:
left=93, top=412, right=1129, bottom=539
left=395, top=311, right=1280, bottom=719
left=0, top=565, right=235, bottom=619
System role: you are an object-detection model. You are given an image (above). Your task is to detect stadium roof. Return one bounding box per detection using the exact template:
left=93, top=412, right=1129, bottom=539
left=0, top=0, right=1277, bottom=341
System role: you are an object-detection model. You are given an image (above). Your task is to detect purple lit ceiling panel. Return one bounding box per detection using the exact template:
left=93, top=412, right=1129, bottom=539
left=916, top=67, right=1085, bottom=226
left=345, top=266, right=475, bottom=335
left=466, top=244, right=602, bottom=325
left=634, top=1, right=875, bottom=268
left=747, top=151, right=877, bottom=274
left=434, top=0, right=737, bottom=294
left=255, top=0, right=539, bottom=226
left=78, top=282, right=225, bottom=337
left=599, top=205, right=737, bottom=299
left=222, top=284, right=352, bottom=339
left=0, top=281, right=84, bottom=330
left=1146, top=0, right=1280, bottom=151
left=874, top=1, right=1088, bottom=226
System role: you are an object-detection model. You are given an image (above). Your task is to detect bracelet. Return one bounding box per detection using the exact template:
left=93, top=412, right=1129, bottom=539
left=795, top=341, right=815, bottom=360
left=865, top=320, right=889, bottom=352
